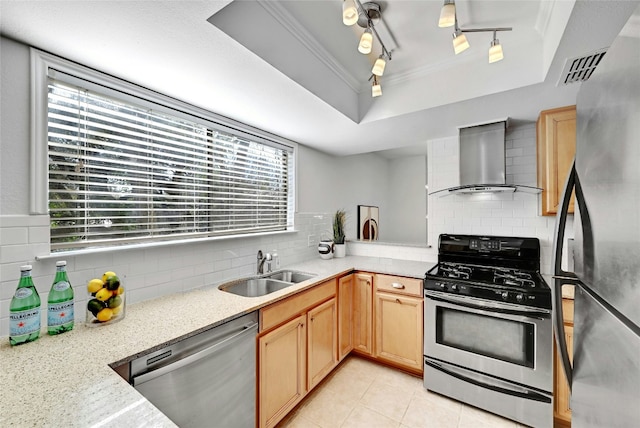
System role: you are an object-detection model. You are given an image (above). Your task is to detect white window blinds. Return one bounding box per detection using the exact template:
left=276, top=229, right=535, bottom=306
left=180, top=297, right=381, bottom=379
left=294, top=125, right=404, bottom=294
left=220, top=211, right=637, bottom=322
left=47, top=79, right=292, bottom=252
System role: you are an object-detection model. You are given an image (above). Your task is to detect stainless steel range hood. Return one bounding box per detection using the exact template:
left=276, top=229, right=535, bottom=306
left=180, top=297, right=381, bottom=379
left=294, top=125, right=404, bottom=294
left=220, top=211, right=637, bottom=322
left=430, top=120, right=542, bottom=196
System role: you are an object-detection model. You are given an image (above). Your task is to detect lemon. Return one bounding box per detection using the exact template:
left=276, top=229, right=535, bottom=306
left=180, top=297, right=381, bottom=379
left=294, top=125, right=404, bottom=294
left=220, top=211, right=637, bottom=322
left=87, top=278, right=104, bottom=294
left=116, top=286, right=125, bottom=296
left=102, top=271, right=117, bottom=283
left=96, top=307, right=113, bottom=322
left=95, top=288, right=112, bottom=302
left=111, top=305, right=123, bottom=316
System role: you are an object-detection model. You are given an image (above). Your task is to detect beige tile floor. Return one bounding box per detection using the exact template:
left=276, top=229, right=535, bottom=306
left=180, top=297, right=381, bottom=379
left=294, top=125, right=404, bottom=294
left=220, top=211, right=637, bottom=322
left=277, top=356, right=529, bottom=428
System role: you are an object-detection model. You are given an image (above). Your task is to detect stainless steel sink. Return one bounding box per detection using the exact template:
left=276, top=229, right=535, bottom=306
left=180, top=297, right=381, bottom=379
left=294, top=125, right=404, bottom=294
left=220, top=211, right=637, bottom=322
left=220, top=278, right=293, bottom=298
left=219, top=270, right=316, bottom=297
left=265, top=270, right=316, bottom=283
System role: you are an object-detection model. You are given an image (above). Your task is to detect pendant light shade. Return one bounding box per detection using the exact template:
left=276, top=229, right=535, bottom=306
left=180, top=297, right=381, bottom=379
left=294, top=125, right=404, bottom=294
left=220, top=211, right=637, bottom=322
left=343, top=0, right=358, bottom=26
left=372, top=55, right=386, bottom=76
left=452, top=30, right=469, bottom=55
left=358, top=28, right=373, bottom=54
left=489, top=38, right=504, bottom=63
left=439, top=0, right=456, bottom=28
left=372, top=76, right=382, bottom=97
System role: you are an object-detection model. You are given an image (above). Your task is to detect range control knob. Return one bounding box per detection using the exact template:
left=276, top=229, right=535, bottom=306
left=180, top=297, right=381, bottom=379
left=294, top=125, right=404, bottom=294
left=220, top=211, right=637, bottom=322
left=501, top=291, right=509, bottom=300
left=440, top=283, right=446, bottom=290
left=516, top=293, right=524, bottom=302
left=451, top=284, right=458, bottom=292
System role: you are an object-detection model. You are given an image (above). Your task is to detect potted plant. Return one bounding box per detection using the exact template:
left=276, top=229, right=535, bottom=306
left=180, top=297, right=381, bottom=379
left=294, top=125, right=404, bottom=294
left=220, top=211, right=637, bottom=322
left=333, top=209, right=347, bottom=258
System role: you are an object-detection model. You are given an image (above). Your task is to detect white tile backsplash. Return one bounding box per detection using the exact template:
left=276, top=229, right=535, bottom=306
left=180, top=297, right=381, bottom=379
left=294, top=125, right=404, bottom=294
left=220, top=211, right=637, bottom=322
left=0, top=212, right=330, bottom=336
left=427, top=123, right=574, bottom=274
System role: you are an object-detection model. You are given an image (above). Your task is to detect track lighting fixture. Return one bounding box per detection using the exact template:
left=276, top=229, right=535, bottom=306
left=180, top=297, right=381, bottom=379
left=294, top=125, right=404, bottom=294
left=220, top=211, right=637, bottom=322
left=452, top=23, right=469, bottom=55
left=439, top=1, right=511, bottom=63
left=438, top=0, right=456, bottom=28
left=342, top=0, right=358, bottom=26
left=342, top=1, right=393, bottom=96
left=371, top=75, right=382, bottom=97
left=489, top=32, right=504, bottom=63
left=372, top=54, right=386, bottom=76
left=358, top=27, right=373, bottom=54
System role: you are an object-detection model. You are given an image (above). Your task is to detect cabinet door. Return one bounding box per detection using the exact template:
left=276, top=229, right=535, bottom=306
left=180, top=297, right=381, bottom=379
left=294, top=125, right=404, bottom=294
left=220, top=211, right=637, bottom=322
left=554, top=300, right=574, bottom=427
left=259, top=314, right=307, bottom=428
left=353, top=273, right=373, bottom=355
left=375, top=291, right=423, bottom=373
left=537, top=105, right=576, bottom=215
left=338, top=274, right=354, bottom=360
left=308, top=298, right=338, bottom=389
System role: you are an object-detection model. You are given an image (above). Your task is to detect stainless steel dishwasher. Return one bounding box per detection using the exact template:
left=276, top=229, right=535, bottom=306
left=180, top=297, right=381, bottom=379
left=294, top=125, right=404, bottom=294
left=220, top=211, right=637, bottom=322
left=129, top=312, right=258, bottom=428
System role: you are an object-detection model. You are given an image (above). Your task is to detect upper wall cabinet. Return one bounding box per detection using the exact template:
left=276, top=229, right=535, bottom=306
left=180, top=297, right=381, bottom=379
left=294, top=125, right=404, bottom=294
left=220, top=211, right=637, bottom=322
left=537, top=105, right=576, bottom=216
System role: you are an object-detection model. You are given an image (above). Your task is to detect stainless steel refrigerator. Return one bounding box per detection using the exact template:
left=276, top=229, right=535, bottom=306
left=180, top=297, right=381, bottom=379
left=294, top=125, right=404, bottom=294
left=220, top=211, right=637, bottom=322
left=552, top=4, right=640, bottom=427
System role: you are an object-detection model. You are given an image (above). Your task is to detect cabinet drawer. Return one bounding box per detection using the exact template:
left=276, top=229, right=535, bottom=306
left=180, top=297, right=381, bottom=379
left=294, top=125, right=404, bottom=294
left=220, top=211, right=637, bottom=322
left=376, top=274, right=422, bottom=297
left=562, top=299, right=574, bottom=325
left=260, top=279, right=336, bottom=332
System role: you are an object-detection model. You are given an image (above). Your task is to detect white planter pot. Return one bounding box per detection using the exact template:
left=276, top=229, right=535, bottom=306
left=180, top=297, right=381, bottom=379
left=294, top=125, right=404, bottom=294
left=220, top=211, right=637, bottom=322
left=334, top=243, right=346, bottom=258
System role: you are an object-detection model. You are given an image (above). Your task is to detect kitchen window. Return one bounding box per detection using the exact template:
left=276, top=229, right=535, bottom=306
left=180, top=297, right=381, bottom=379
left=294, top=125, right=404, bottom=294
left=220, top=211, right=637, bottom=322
left=32, top=50, right=295, bottom=253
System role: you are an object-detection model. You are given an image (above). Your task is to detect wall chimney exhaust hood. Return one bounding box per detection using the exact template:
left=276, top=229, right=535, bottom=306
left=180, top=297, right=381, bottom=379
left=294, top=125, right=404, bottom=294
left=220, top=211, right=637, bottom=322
left=429, top=120, right=542, bottom=197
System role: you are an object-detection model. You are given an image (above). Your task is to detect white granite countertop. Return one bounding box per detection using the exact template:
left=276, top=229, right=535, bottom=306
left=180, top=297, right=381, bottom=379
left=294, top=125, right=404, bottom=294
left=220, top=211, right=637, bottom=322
left=0, top=256, right=433, bottom=427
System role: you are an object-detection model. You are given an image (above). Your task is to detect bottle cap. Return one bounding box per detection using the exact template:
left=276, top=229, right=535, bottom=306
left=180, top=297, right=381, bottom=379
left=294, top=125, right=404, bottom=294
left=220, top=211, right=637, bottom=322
left=20, top=265, right=33, bottom=271
left=56, top=261, right=67, bottom=267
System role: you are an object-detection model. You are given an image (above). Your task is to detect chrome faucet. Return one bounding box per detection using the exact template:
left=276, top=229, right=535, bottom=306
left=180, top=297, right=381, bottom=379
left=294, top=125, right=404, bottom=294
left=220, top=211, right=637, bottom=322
left=257, top=250, right=273, bottom=274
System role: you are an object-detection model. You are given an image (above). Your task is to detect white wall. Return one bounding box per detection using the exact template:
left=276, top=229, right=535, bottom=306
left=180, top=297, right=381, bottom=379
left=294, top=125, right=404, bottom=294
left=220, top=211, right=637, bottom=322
left=386, top=156, right=427, bottom=245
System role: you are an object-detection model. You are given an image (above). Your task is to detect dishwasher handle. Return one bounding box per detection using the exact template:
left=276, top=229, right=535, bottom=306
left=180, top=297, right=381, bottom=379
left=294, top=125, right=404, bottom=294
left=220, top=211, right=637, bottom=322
left=132, top=322, right=258, bottom=387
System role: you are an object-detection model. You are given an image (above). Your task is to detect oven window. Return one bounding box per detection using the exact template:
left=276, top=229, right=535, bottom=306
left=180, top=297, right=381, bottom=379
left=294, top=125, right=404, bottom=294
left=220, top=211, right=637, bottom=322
left=436, top=307, right=534, bottom=368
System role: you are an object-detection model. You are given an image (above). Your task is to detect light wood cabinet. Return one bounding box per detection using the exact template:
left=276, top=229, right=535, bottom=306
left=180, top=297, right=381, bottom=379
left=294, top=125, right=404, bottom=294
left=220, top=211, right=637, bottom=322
left=374, top=274, right=424, bottom=374
left=554, top=298, right=574, bottom=428
left=259, top=314, right=307, bottom=428
left=258, top=279, right=337, bottom=428
left=352, top=272, right=374, bottom=355
left=307, top=298, right=338, bottom=389
left=338, top=274, right=354, bottom=360
left=537, top=105, right=576, bottom=216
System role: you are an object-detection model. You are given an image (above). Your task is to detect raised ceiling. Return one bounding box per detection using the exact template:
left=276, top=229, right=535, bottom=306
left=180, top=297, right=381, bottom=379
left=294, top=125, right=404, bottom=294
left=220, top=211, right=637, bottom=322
left=1, top=1, right=638, bottom=157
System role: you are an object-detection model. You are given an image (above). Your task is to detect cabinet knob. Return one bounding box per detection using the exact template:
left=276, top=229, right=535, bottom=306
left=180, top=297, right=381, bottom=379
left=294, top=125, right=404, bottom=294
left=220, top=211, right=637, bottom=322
left=391, top=282, right=405, bottom=289
left=396, top=298, right=401, bottom=304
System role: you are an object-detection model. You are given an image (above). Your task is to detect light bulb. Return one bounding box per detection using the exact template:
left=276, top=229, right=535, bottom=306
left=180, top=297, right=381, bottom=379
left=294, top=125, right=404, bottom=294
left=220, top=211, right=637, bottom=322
left=358, top=28, right=373, bottom=54
left=439, top=1, right=456, bottom=28
left=372, top=82, right=382, bottom=97
left=489, top=39, right=504, bottom=63
left=372, top=56, right=386, bottom=76
left=343, top=0, right=358, bottom=26
left=452, top=31, right=469, bottom=55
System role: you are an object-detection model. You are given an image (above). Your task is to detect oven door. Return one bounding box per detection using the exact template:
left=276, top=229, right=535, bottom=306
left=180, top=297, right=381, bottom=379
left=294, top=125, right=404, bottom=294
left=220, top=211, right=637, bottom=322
left=424, top=290, right=552, bottom=392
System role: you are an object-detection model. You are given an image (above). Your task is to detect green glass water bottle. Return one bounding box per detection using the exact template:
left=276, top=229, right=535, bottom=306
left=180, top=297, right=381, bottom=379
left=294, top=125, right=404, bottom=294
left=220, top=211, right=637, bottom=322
left=9, top=265, right=41, bottom=346
left=47, top=261, right=74, bottom=335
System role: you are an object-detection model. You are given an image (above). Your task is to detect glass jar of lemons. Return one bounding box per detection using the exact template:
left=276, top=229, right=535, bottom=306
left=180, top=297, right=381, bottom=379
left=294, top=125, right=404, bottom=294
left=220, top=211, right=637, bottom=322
left=86, top=271, right=126, bottom=327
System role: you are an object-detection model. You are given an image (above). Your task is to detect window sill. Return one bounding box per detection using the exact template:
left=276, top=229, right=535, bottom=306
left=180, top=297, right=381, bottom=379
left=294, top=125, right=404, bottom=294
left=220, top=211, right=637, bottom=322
left=35, top=229, right=299, bottom=261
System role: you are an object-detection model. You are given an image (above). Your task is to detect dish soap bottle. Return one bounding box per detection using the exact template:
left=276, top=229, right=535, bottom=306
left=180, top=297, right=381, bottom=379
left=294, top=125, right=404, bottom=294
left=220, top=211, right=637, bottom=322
left=9, top=265, right=41, bottom=346
left=47, top=261, right=74, bottom=335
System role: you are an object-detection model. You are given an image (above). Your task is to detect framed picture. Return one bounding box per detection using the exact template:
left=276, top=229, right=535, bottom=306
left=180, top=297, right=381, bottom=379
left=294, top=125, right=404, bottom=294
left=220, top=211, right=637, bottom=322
left=357, top=205, right=379, bottom=241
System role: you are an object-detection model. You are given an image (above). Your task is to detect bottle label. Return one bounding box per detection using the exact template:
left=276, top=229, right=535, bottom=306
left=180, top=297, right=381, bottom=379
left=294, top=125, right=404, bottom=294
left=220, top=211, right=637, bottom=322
left=53, top=281, right=70, bottom=292
left=10, top=308, right=41, bottom=337
left=48, top=300, right=74, bottom=327
left=14, top=288, right=33, bottom=299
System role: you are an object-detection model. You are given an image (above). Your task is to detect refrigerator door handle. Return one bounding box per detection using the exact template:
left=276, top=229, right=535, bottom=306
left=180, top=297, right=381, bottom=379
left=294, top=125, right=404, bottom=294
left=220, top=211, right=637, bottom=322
left=551, top=159, right=579, bottom=391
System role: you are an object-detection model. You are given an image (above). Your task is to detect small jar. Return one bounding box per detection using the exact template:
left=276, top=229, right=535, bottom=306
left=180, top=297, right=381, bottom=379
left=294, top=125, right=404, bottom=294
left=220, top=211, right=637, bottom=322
left=86, top=274, right=126, bottom=327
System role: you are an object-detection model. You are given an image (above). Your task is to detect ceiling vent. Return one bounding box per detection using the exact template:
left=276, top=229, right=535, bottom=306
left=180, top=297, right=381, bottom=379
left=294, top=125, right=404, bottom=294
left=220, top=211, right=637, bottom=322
left=558, top=48, right=607, bottom=85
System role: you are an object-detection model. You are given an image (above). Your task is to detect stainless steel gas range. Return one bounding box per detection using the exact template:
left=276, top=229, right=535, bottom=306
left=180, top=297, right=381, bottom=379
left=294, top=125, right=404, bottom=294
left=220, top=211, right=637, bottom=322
left=423, top=234, right=553, bottom=428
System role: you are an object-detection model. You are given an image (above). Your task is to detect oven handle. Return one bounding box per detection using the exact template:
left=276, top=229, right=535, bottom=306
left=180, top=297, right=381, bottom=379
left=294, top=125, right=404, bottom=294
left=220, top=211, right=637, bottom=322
left=424, top=291, right=551, bottom=318
left=424, top=358, right=552, bottom=403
